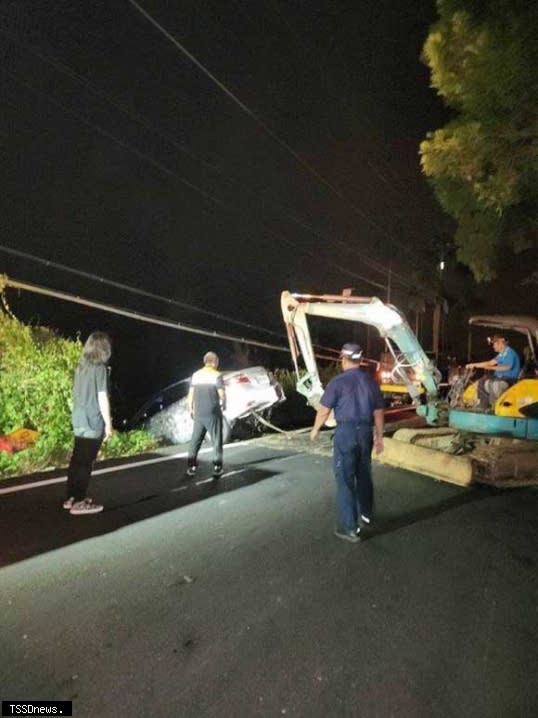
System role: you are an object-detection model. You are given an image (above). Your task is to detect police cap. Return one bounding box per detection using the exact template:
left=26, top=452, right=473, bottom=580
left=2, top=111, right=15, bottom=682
left=340, top=343, right=363, bottom=361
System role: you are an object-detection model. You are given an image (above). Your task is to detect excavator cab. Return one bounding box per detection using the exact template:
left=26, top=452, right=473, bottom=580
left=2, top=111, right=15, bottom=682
left=451, top=315, right=538, bottom=439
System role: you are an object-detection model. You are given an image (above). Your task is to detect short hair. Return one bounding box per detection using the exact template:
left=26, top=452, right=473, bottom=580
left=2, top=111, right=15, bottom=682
left=203, top=351, right=219, bottom=366
left=491, top=334, right=507, bottom=343
left=81, top=332, right=112, bottom=365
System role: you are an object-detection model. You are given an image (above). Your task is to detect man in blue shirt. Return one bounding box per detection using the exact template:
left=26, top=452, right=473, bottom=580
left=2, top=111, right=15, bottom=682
left=466, top=334, right=521, bottom=410
left=310, top=343, right=385, bottom=543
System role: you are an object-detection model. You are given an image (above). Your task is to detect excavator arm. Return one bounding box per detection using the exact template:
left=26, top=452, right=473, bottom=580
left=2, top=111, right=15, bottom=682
left=280, top=291, right=538, bottom=487
left=281, top=291, right=442, bottom=424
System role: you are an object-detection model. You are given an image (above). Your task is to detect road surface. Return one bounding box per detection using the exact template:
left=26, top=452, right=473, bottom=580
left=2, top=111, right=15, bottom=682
left=1, top=436, right=537, bottom=717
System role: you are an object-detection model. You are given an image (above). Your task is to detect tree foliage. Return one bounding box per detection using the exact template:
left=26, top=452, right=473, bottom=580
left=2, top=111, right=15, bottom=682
left=420, top=0, right=538, bottom=280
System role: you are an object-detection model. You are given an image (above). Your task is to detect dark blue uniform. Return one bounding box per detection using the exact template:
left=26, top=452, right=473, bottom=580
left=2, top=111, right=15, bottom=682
left=321, top=368, right=384, bottom=533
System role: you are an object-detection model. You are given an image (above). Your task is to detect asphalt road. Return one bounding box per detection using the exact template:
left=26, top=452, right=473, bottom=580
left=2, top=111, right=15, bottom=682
left=1, top=437, right=537, bottom=717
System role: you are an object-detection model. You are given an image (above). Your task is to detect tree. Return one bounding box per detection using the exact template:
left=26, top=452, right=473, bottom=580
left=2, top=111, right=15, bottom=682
left=420, top=1, right=538, bottom=280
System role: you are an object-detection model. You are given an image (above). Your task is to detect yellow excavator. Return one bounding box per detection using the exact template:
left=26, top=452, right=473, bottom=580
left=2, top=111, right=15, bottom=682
left=281, top=291, right=538, bottom=487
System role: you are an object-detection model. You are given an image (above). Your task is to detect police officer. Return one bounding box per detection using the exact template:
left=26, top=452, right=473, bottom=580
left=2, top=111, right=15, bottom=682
left=310, top=343, right=384, bottom=543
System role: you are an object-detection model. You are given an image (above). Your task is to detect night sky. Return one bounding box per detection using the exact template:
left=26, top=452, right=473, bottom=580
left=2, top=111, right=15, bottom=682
left=2, top=1, right=464, bottom=418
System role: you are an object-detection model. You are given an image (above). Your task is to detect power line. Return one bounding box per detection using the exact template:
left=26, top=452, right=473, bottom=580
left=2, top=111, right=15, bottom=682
left=0, top=247, right=346, bottom=356
left=5, top=69, right=230, bottom=208
left=0, top=275, right=341, bottom=362
left=0, top=245, right=289, bottom=341
left=4, top=69, right=393, bottom=294
left=1, top=275, right=289, bottom=352
left=127, top=0, right=430, bottom=273
left=1, top=25, right=415, bottom=293
left=256, top=0, right=412, bottom=194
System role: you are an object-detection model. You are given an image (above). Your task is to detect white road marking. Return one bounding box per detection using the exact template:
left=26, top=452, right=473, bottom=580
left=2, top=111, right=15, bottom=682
left=0, top=441, right=254, bottom=496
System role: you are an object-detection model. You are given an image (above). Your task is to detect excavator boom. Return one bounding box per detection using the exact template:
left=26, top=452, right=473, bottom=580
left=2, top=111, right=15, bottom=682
left=281, top=291, right=442, bottom=424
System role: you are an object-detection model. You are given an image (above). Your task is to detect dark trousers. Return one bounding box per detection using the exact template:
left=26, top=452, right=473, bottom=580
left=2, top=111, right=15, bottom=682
left=188, top=413, right=223, bottom=466
left=333, top=422, right=374, bottom=533
left=66, top=436, right=103, bottom=501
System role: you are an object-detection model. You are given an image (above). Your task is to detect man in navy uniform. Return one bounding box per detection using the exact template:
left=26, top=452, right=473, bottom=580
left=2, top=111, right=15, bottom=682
left=310, top=343, right=384, bottom=543
left=186, top=352, right=226, bottom=477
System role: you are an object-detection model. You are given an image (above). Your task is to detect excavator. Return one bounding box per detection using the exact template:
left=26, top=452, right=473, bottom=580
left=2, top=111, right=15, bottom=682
left=280, top=291, right=538, bottom=487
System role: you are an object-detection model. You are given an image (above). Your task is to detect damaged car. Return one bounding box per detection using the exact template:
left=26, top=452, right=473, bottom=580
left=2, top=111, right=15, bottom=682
left=133, top=366, right=285, bottom=445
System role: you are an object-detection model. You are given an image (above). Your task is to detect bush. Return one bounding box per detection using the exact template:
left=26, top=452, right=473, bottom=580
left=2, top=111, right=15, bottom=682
left=100, top=430, right=158, bottom=459
left=0, top=313, right=79, bottom=449
left=0, top=313, right=158, bottom=479
left=273, top=364, right=340, bottom=396
left=273, top=368, right=300, bottom=396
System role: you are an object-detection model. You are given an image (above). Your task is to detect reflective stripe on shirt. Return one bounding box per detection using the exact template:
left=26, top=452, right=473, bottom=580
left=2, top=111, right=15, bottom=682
left=190, top=367, right=224, bottom=416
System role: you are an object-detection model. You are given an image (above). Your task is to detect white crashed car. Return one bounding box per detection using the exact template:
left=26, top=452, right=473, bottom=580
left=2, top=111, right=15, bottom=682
left=144, top=366, right=285, bottom=445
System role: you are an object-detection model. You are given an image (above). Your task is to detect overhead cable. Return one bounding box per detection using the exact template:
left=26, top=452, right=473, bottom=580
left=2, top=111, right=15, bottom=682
left=2, top=30, right=412, bottom=291
left=0, top=275, right=346, bottom=361
left=1, top=275, right=289, bottom=352
left=4, top=70, right=390, bottom=294
left=126, top=0, right=417, bottom=261
left=246, top=1, right=411, bottom=194
left=0, top=245, right=288, bottom=341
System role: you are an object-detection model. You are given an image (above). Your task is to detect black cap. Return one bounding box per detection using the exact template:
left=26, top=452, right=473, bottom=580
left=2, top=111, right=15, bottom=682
left=340, top=342, right=363, bottom=361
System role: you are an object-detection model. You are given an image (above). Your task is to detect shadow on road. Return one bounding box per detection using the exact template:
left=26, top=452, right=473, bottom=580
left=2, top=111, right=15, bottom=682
left=0, top=455, right=286, bottom=569
left=360, top=483, right=504, bottom=540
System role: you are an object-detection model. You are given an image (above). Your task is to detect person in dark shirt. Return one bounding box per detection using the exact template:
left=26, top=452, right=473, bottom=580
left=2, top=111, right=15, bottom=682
left=310, top=343, right=384, bottom=543
left=64, top=332, right=113, bottom=515
left=186, top=352, right=226, bottom=477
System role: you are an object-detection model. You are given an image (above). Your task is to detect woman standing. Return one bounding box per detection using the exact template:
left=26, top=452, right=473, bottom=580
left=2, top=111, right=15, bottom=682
left=63, top=332, right=113, bottom=515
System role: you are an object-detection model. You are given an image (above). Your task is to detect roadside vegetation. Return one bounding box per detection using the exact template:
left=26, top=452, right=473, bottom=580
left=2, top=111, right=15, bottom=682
left=0, top=312, right=158, bottom=479
left=273, top=364, right=340, bottom=396
left=420, top=0, right=537, bottom=281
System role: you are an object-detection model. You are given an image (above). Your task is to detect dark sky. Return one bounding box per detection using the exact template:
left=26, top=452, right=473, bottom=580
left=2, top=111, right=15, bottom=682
left=1, top=0, right=455, bottom=417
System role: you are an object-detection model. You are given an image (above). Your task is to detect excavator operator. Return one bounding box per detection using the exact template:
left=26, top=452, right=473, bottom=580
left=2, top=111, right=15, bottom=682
left=466, top=334, right=520, bottom=410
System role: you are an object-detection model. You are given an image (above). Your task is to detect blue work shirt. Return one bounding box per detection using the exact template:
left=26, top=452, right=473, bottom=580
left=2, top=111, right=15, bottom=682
left=321, top=368, right=384, bottom=424
left=494, top=346, right=520, bottom=380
